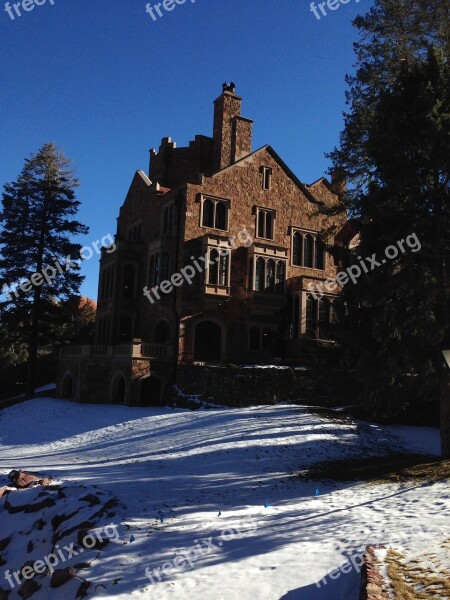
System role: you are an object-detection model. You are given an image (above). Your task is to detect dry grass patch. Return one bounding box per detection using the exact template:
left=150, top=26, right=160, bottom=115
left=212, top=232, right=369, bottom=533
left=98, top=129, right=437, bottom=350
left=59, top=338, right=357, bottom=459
left=386, top=547, right=450, bottom=599
left=301, top=454, right=450, bottom=484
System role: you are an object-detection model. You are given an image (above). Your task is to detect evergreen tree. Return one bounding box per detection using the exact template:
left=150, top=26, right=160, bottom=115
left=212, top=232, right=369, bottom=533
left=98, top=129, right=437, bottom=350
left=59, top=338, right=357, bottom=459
left=0, top=143, right=88, bottom=397
left=331, top=46, right=449, bottom=417
left=329, top=0, right=449, bottom=190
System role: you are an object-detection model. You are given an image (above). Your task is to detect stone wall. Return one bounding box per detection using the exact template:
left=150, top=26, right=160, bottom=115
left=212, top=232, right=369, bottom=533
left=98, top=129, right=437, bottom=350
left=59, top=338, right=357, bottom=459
left=360, top=546, right=390, bottom=600
left=173, top=364, right=316, bottom=407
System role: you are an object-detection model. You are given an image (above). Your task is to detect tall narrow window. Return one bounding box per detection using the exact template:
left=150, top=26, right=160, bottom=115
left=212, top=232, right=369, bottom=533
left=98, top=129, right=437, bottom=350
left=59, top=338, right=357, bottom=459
left=265, top=259, right=275, bottom=292
left=257, top=209, right=274, bottom=240
left=306, top=294, right=318, bottom=337
left=207, top=249, right=230, bottom=286
left=262, top=167, right=272, bottom=190
left=293, top=295, right=300, bottom=339
left=202, top=199, right=215, bottom=228
left=255, top=257, right=265, bottom=292
left=219, top=251, right=229, bottom=286
left=304, top=234, right=314, bottom=268
left=163, top=205, right=175, bottom=233
left=208, top=249, right=219, bottom=285
left=293, top=231, right=303, bottom=266
left=275, top=261, right=285, bottom=294
left=215, top=202, right=227, bottom=230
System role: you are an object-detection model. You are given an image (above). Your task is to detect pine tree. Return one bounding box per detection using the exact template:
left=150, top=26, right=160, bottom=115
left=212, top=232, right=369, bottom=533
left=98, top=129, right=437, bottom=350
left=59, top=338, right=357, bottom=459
left=332, top=48, right=450, bottom=418
left=328, top=0, right=449, bottom=191
left=0, top=143, right=89, bottom=397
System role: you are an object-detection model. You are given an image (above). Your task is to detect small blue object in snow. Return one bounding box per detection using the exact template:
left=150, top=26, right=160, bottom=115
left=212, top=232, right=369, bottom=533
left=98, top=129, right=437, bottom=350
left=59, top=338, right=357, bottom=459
left=218, top=510, right=222, bottom=517
left=315, top=488, right=320, bottom=496
left=264, top=502, right=270, bottom=508
left=130, top=535, right=135, bottom=543
left=160, top=516, right=164, bottom=523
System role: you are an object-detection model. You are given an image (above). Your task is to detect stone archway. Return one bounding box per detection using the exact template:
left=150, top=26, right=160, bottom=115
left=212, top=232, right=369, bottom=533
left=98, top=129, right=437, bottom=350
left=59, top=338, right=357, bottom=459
left=194, top=320, right=222, bottom=361
left=111, top=373, right=126, bottom=404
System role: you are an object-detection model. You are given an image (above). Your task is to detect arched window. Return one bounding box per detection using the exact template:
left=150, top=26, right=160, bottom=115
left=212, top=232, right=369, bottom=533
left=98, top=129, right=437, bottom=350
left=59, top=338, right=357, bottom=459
left=215, top=202, right=227, bottom=230
left=255, top=257, right=265, bottom=292
left=265, top=259, right=275, bottom=292
left=293, top=231, right=303, bottom=266
left=202, top=199, right=228, bottom=231
left=275, top=261, right=285, bottom=294
left=316, top=238, right=326, bottom=270
left=304, top=234, right=314, bottom=268
left=122, top=265, right=135, bottom=298
left=202, top=199, right=215, bottom=228
left=154, top=321, right=170, bottom=344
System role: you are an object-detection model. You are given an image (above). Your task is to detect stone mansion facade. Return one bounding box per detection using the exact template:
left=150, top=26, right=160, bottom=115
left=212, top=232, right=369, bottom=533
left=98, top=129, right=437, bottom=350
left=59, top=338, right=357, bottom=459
left=57, top=84, right=348, bottom=406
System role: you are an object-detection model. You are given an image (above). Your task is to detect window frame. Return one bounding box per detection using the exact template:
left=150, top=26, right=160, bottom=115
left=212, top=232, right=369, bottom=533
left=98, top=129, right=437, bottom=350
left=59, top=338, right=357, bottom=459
left=200, top=195, right=231, bottom=232
left=205, top=246, right=231, bottom=288
left=252, top=254, right=286, bottom=295
left=162, top=203, right=175, bottom=234
left=255, top=207, right=276, bottom=241
left=261, top=166, right=272, bottom=191
left=291, top=228, right=326, bottom=271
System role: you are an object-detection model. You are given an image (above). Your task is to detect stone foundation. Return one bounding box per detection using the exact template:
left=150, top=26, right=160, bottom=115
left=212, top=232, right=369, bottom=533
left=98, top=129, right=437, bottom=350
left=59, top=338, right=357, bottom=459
left=173, top=363, right=316, bottom=407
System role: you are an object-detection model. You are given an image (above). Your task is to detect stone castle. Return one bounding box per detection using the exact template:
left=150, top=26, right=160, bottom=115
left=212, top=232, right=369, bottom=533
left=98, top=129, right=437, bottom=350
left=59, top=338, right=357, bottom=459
left=57, top=84, right=350, bottom=406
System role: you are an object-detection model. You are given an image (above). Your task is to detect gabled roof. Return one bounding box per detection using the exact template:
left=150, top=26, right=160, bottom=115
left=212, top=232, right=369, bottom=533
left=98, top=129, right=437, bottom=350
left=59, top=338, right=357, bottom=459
left=210, top=145, right=324, bottom=206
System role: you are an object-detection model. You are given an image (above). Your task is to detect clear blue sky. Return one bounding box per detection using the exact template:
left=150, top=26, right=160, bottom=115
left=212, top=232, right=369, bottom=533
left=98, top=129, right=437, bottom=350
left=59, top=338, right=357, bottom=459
left=0, top=0, right=371, bottom=299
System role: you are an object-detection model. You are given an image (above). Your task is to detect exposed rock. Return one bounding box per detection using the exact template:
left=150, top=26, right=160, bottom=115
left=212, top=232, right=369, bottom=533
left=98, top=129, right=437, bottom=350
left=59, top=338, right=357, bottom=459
left=79, top=493, right=101, bottom=506
left=17, top=579, right=41, bottom=599
left=0, top=537, right=11, bottom=552
left=78, top=528, right=109, bottom=550
left=0, top=587, right=10, bottom=600
left=75, top=581, right=91, bottom=599
left=360, top=545, right=390, bottom=600
left=8, top=470, right=52, bottom=489
left=50, top=568, right=77, bottom=588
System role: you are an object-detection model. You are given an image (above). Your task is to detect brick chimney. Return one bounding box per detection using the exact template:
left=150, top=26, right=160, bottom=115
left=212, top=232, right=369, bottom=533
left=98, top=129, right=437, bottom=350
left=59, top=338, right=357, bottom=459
left=212, top=83, right=253, bottom=172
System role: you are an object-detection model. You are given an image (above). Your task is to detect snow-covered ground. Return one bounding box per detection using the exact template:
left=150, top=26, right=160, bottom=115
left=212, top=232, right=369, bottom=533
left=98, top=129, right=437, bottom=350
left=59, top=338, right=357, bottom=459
left=0, top=398, right=448, bottom=599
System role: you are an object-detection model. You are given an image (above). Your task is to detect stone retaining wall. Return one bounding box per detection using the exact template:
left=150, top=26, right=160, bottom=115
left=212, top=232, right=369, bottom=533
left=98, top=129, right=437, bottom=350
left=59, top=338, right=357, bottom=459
left=174, top=364, right=317, bottom=407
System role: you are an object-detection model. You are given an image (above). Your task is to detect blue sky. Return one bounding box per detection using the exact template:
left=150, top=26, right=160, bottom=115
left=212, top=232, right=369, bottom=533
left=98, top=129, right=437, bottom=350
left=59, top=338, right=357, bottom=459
left=0, top=0, right=371, bottom=299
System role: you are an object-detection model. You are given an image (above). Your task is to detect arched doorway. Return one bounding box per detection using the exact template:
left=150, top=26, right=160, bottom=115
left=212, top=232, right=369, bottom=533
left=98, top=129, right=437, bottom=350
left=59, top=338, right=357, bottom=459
left=61, top=373, right=73, bottom=399
left=194, top=321, right=222, bottom=361
left=140, top=376, right=164, bottom=407
left=111, top=373, right=126, bottom=404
